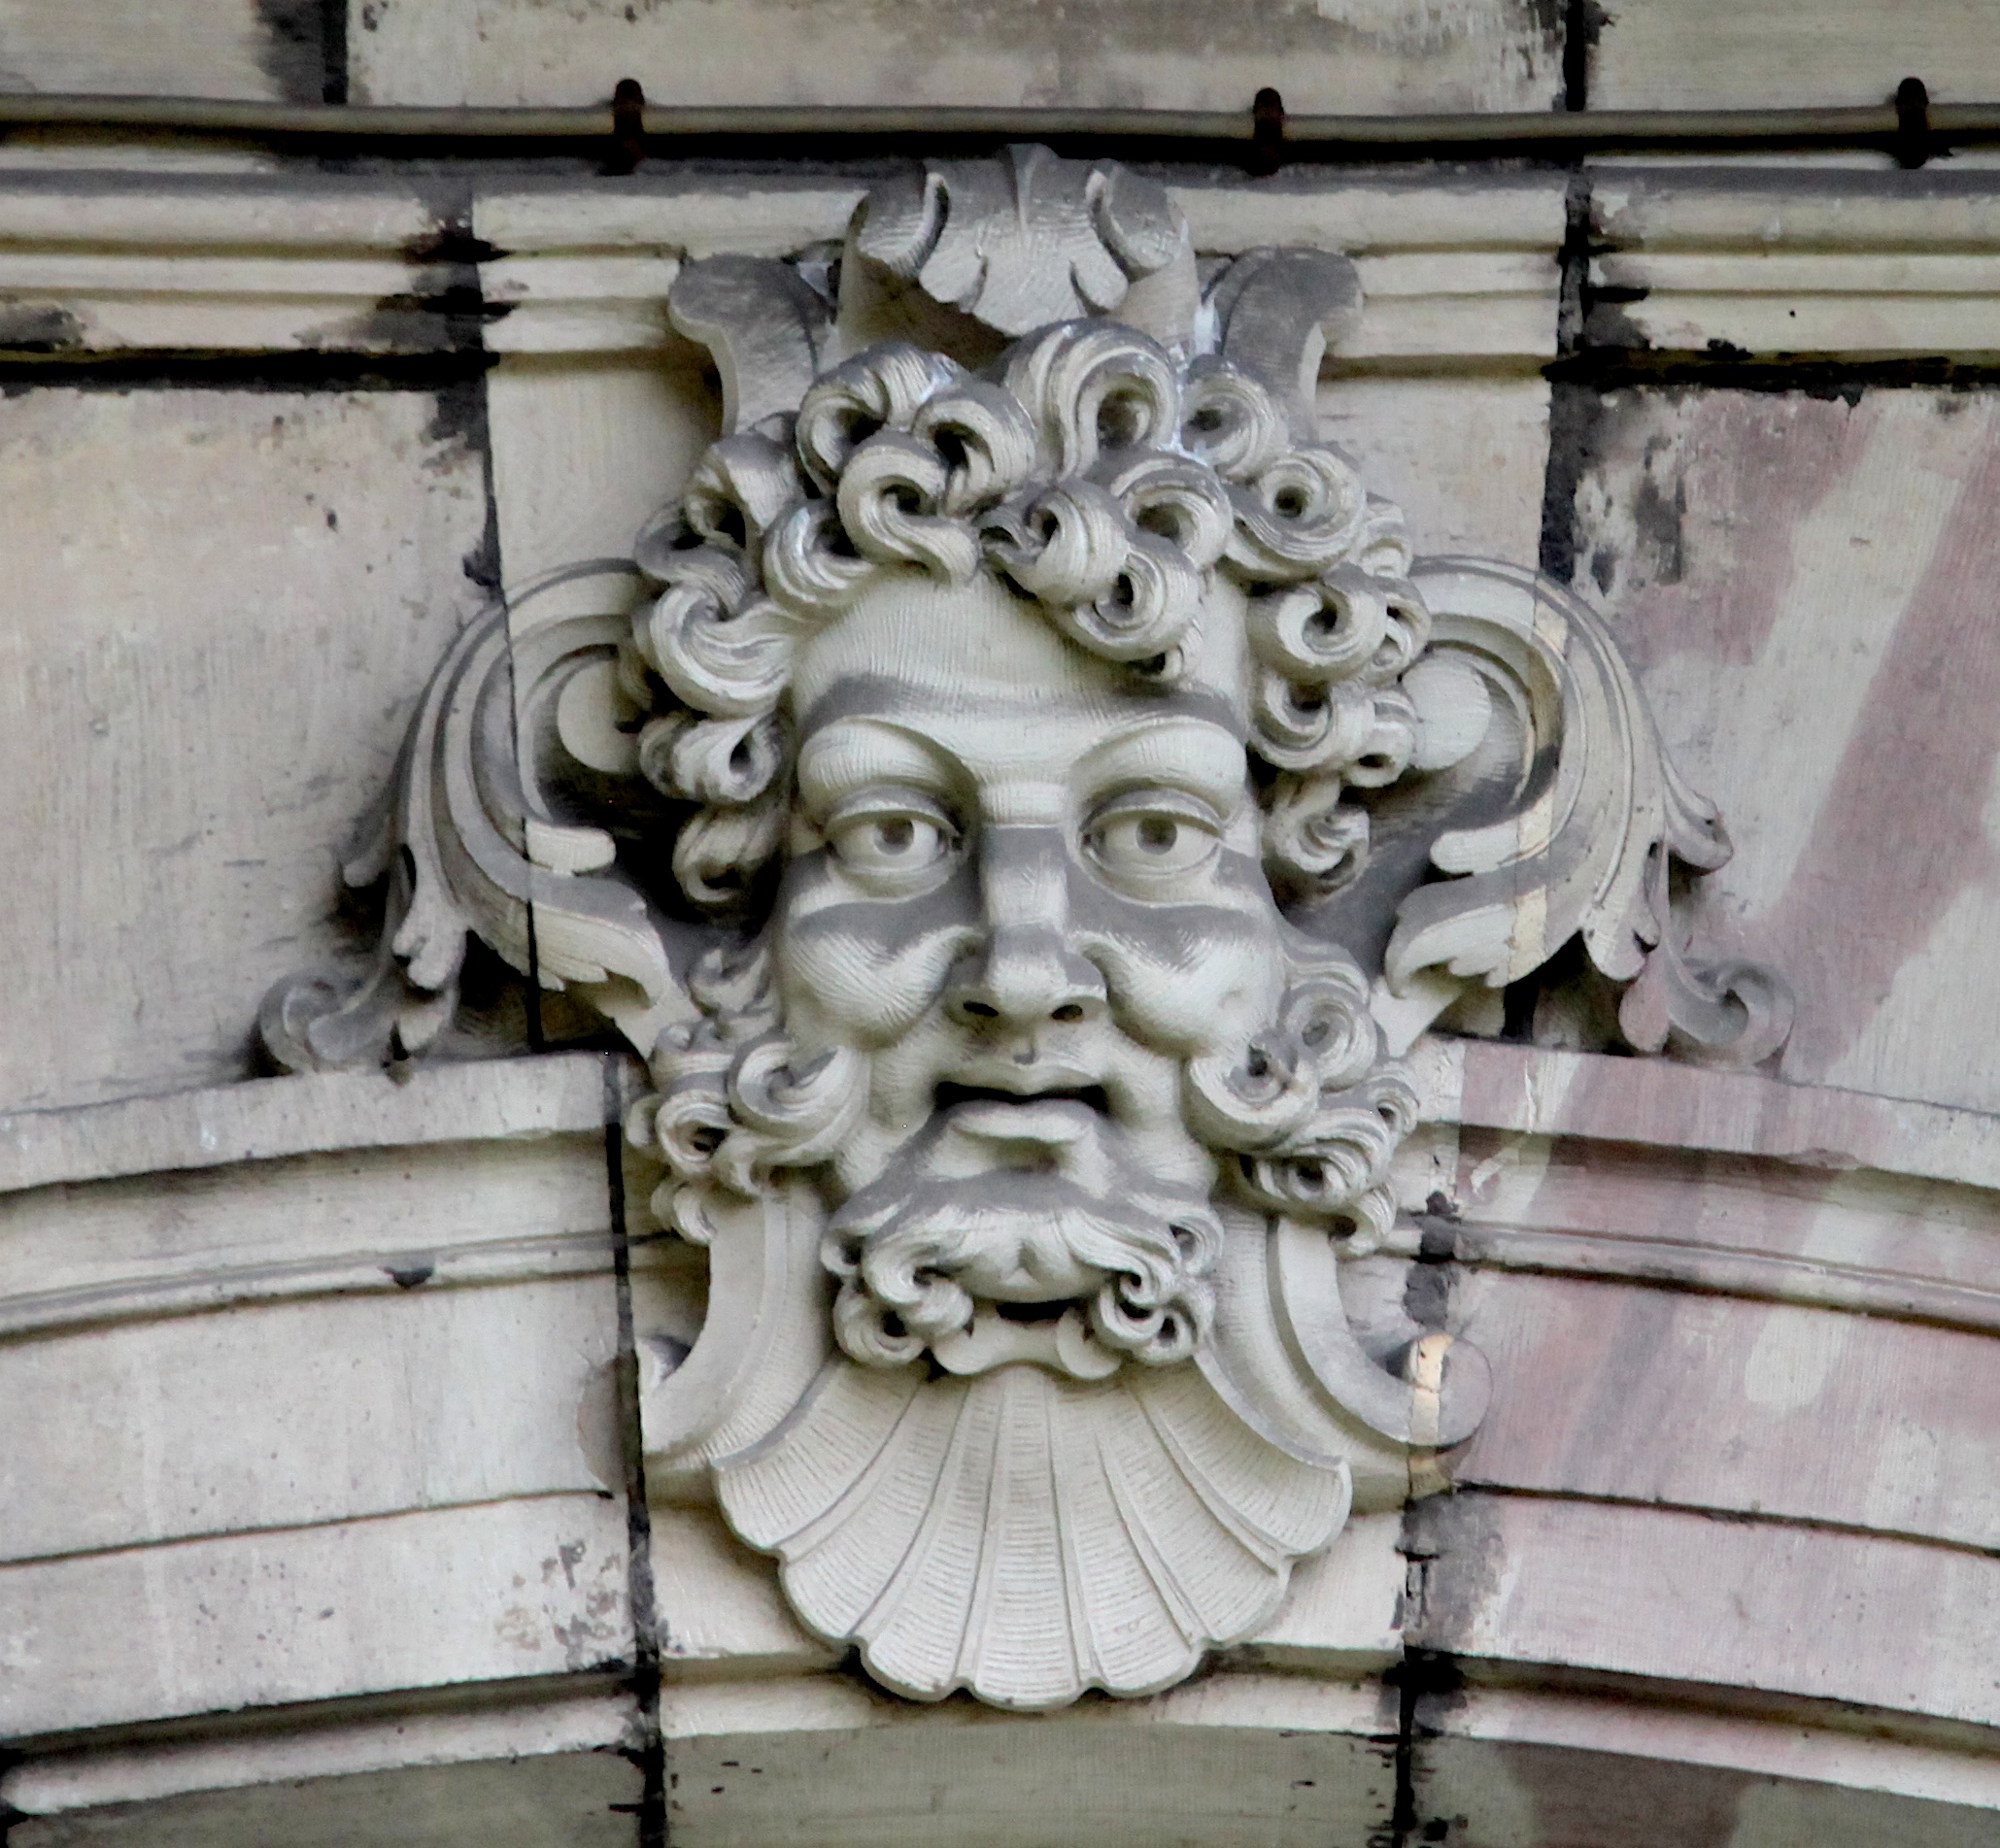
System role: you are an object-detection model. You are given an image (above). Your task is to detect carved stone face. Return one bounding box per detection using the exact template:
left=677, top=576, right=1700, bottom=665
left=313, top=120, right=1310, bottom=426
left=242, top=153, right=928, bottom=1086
left=776, top=565, right=1291, bottom=1373
left=264, top=150, right=1765, bottom=1711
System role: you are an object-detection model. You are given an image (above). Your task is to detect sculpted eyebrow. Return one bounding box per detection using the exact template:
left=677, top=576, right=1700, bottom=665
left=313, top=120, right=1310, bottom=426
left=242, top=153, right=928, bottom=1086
left=797, top=722, right=955, bottom=810
left=1077, top=722, right=1247, bottom=807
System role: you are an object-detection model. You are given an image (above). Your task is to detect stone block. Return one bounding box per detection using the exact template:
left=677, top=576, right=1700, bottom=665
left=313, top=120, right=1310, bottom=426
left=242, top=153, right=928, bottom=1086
left=0, top=178, right=490, bottom=355
left=661, top=1671, right=1398, bottom=1847
left=647, top=1503, right=1408, bottom=1683
left=8, top=1755, right=641, bottom=1848
left=1237, top=1509, right=1407, bottom=1673
left=1432, top=1037, right=2000, bottom=1200
left=0, top=1494, right=634, bottom=1737
left=0, top=1272, right=624, bottom=1562
left=1586, top=170, right=2000, bottom=358
left=0, top=1053, right=612, bottom=1195
left=1590, top=0, right=2000, bottom=111
left=650, top=1504, right=839, bottom=1679
left=1431, top=1100, right=2000, bottom=1327
left=1319, top=376, right=1552, bottom=562
left=1548, top=385, right=2000, bottom=1116
left=1176, top=173, right=1567, bottom=365
left=1450, top=1266, right=2000, bottom=1549
left=0, top=1129, right=613, bottom=1337
left=1418, top=1687, right=2000, bottom=1848
left=474, top=179, right=864, bottom=269
left=0, top=384, right=492, bottom=1113
left=1411, top=1492, right=2000, bottom=1727
left=4, top=1690, right=640, bottom=1848
left=0, top=0, right=327, bottom=102
left=351, top=0, right=1563, bottom=115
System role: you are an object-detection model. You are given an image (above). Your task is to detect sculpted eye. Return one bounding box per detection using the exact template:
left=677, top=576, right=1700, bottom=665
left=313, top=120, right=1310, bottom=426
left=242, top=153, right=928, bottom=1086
left=1084, top=793, right=1222, bottom=882
left=826, top=794, right=957, bottom=878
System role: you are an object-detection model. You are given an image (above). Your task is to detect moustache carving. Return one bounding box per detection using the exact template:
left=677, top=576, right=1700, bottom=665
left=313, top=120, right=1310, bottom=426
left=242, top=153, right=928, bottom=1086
left=823, top=1163, right=1221, bottom=1370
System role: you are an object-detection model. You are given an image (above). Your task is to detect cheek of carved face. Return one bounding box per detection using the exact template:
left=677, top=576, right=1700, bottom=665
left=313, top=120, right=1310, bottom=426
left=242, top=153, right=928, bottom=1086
left=1068, top=836, right=1287, bottom=1056
left=771, top=852, right=977, bottom=1053
left=775, top=571, right=1291, bottom=1199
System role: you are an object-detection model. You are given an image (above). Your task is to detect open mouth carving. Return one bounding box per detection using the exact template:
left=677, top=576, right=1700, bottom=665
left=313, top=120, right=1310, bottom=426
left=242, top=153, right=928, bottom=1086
left=992, top=1298, right=1076, bottom=1325
left=933, top=1080, right=1112, bottom=1115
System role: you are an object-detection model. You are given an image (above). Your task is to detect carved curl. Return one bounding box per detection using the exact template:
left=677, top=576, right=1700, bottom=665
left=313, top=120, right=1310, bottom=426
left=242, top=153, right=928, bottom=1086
left=1180, top=948, right=1412, bottom=1254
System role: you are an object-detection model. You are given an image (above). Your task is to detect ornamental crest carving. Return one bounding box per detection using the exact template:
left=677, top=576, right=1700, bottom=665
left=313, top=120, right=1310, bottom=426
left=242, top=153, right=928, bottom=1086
left=266, top=150, right=1789, bottom=1711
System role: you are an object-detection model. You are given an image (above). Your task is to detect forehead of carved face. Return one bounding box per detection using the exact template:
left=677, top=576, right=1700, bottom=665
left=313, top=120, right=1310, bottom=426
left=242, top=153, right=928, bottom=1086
left=774, top=565, right=1292, bottom=1197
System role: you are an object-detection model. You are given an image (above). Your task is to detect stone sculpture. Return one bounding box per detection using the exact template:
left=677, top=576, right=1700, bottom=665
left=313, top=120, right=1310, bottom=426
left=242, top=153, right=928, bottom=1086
left=263, top=148, right=1789, bottom=1711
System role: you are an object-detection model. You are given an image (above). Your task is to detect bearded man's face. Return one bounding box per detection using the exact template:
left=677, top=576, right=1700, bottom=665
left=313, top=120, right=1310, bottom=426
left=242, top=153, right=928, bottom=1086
left=772, top=566, right=1295, bottom=1377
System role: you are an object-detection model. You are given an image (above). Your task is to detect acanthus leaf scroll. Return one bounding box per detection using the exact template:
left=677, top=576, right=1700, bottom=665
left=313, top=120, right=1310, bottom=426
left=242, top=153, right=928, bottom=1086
left=262, top=149, right=1790, bottom=1712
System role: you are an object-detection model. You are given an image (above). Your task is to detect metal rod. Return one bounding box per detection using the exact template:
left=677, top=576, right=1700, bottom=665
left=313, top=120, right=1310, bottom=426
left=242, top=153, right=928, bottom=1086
left=0, top=90, right=1997, bottom=156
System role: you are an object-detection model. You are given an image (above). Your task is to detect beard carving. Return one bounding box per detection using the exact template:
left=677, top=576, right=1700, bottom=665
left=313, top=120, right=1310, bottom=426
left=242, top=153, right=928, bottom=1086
left=823, top=1121, right=1225, bottom=1373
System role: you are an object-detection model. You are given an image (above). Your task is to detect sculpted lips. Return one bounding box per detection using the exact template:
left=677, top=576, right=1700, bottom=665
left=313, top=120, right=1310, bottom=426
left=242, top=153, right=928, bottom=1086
left=932, top=1078, right=1112, bottom=1142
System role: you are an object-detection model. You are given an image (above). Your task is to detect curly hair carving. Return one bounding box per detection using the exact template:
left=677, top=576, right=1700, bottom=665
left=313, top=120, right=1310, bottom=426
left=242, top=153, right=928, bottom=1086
left=624, top=319, right=1429, bottom=914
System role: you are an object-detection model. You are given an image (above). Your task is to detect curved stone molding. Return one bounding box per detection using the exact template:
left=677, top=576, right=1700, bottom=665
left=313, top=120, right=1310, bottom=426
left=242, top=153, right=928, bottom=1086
left=1408, top=1038, right=2000, bottom=1339
left=0, top=1053, right=619, bottom=1341
left=262, top=150, right=1787, bottom=1711
left=0, top=1050, right=609, bottom=1194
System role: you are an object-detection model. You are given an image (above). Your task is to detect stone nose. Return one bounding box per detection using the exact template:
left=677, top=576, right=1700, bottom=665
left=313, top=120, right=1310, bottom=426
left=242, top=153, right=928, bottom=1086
left=943, top=825, right=1107, bottom=1030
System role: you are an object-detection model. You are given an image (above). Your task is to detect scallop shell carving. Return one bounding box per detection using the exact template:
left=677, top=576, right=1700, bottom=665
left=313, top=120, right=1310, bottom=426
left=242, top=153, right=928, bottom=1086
left=716, top=1357, right=1352, bottom=1708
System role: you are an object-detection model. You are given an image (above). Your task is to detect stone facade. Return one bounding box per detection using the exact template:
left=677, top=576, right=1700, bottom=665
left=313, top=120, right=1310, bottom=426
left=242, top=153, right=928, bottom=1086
left=5, top=8, right=2000, bottom=1845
